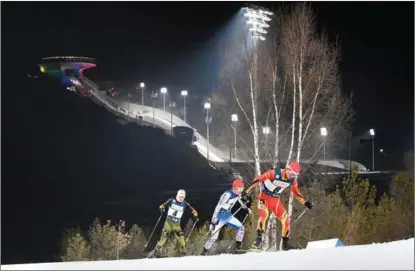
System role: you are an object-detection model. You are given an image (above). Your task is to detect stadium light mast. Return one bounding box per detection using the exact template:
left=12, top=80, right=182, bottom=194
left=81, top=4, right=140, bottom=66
left=139, top=82, right=145, bottom=105
left=262, top=126, right=270, bottom=162
left=243, top=5, right=273, bottom=42
left=181, top=90, right=188, bottom=122
left=160, top=87, right=167, bottom=111
left=243, top=5, right=273, bottom=164
left=320, top=127, right=328, bottom=159
left=231, top=114, right=238, bottom=159
left=369, top=128, right=375, bottom=171
left=245, top=7, right=278, bottom=252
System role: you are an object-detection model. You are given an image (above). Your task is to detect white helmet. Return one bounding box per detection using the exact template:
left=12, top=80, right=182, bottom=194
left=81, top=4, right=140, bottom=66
left=176, top=189, right=186, bottom=202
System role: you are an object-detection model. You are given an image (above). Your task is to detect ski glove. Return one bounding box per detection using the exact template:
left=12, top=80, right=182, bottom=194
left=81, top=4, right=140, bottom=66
left=305, top=201, right=313, bottom=209
left=159, top=207, right=166, bottom=214
left=192, top=216, right=200, bottom=223
left=241, top=194, right=253, bottom=205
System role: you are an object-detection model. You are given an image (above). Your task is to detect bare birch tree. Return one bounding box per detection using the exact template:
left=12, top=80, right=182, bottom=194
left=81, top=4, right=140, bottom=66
left=215, top=3, right=354, bottom=251
left=262, top=12, right=291, bottom=168
left=266, top=3, right=353, bottom=250
left=219, top=30, right=268, bottom=176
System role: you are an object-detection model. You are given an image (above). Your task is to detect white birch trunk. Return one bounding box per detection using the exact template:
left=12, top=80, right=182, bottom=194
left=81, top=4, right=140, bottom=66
left=271, top=79, right=279, bottom=168
left=286, top=65, right=297, bottom=165
left=272, top=74, right=287, bottom=168
left=249, top=73, right=261, bottom=176
left=279, top=64, right=298, bottom=251
left=296, top=47, right=304, bottom=162
left=250, top=42, right=261, bottom=176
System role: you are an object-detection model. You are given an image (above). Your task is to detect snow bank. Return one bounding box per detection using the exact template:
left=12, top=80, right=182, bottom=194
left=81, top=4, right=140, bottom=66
left=2, top=238, right=414, bottom=270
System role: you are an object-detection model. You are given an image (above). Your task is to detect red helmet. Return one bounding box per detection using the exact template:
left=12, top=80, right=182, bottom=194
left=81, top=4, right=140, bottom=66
left=288, top=161, right=301, bottom=176
left=232, top=178, right=245, bottom=194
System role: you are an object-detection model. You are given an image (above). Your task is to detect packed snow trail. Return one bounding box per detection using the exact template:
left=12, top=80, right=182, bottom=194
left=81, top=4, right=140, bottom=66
left=2, top=238, right=413, bottom=270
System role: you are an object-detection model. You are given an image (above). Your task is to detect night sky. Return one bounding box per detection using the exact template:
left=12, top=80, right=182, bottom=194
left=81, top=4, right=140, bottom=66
left=2, top=1, right=414, bottom=264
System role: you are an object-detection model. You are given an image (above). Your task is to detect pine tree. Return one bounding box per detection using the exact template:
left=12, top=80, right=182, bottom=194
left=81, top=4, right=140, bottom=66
left=88, top=218, right=132, bottom=260
left=123, top=224, right=147, bottom=259
left=59, top=227, right=81, bottom=261
left=115, top=220, right=132, bottom=260
left=61, top=233, right=91, bottom=262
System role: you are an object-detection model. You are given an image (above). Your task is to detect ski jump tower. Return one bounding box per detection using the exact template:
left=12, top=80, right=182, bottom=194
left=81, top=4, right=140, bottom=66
left=38, top=56, right=97, bottom=97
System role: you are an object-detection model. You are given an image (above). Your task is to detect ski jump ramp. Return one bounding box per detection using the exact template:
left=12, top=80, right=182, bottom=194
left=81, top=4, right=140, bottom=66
left=108, top=98, right=235, bottom=163
left=38, top=56, right=367, bottom=171
left=87, top=87, right=368, bottom=171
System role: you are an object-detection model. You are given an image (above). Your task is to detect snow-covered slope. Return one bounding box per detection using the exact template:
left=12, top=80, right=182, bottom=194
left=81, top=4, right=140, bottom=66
left=2, top=238, right=414, bottom=270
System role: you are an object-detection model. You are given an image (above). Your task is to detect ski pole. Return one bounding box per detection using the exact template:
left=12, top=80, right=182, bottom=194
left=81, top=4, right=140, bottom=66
left=265, top=207, right=309, bottom=252
left=145, top=214, right=163, bottom=248
left=294, top=208, right=308, bottom=222
left=186, top=220, right=198, bottom=242
left=242, top=211, right=250, bottom=224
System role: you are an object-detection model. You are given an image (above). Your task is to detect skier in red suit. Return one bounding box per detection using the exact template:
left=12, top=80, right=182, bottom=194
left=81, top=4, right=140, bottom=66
left=243, top=161, right=313, bottom=250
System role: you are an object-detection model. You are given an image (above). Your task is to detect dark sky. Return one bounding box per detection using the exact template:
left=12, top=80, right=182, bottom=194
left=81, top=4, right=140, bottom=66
left=2, top=1, right=414, bottom=264
left=4, top=1, right=413, bottom=162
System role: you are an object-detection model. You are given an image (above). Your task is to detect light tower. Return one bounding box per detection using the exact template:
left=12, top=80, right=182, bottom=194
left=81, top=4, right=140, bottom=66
left=150, top=91, right=158, bottom=127
left=320, top=127, right=328, bottom=159
left=139, top=82, right=145, bottom=105
left=160, top=87, right=167, bottom=111
left=181, top=90, right=188, bottom=122
left=231, top=114, right=238, bottom=159
left=369, top=128, right=375, bottom=171
left=243, top=5, right=273, bottom=41
left=169, top=101, right=176, bottom=134
left=243, top=5, right=273, bottom=166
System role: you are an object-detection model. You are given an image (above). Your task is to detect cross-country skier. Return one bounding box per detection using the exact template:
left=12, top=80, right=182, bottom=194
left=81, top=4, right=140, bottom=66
left=151, top=189, right=199, bottom=258
left=243, top=161, right=313, bottom=251
left=201, top=178, right=251, bottom=255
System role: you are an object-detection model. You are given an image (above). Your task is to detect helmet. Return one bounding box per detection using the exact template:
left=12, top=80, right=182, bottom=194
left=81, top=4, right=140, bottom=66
left=176, top=189, right=186, bottom=202
left=287, top=161, right=301, bottom=176
left=232, top=178, right=245, bottom=194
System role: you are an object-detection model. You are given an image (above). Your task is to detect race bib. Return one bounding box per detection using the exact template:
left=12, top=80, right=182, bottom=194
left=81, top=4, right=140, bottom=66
left=168, top=204, right=184, bottom=219
left=263, top=180, right=290, bottom=194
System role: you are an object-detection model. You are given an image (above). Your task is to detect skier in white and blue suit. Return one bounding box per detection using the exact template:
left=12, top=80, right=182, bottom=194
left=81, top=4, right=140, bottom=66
left=201, top=178, right=250, bottom=255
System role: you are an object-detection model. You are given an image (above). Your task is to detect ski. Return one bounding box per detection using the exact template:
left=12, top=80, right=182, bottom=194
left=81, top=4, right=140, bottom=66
left=234, top=247, right=302, bottom=254
left=223, top=250, right=260, bottom=255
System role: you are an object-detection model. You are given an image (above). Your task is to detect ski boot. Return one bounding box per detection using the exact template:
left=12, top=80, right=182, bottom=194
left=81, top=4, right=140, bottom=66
left=148, top=245, right=162, bottom=258
left=200, top=247, right=209, bottom=256
left=249, top=230, right=264, bottom=250
left=282, top=237, right=298, bottom=251
left=179, top=248, right=187, bottom=257
left=233, top=241, right=248, bottom=254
